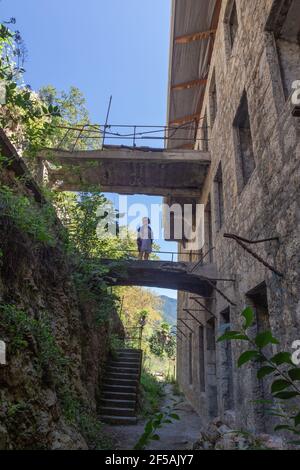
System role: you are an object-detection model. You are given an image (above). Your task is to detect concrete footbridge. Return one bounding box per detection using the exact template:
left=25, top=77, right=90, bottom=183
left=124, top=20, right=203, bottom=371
left=38, top=146, right=210, bottom=197
left=98, top=259, right=219, bottom=296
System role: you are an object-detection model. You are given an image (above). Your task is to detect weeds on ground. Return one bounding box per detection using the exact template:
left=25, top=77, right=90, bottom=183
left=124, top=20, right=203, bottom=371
left=172, top=381, right=183, bottom=397
left=139, top=370, right=165, bottom=418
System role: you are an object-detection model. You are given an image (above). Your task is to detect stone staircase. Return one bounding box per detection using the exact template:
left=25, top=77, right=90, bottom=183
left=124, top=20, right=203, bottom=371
left=100, top=348, right=142, bottom=425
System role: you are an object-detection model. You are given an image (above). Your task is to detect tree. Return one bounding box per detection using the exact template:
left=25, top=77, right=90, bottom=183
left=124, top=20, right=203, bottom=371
left=117, top=286, right=162, bottom=329
left=0, top=21, right=101, bottom=155
left=39, top=85, right=102, bottom=151
left=0, top=23, right=60, bottom=154
left=149, top=323, right=176, bottom=360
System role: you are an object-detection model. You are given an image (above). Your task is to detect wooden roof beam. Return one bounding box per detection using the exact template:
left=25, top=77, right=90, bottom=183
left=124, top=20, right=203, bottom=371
left=171, top=78, right=207, bottom=91
left=175, top=29, right=216, bottom=45
left=175, top=143, right=195, bottom=150
left=169, top=113, right=199, bottom=126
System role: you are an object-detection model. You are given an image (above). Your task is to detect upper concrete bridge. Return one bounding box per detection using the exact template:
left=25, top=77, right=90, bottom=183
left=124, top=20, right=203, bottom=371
left=38, top=146, right=210, bottom=197
left=99, top=259, right=217, bottom=296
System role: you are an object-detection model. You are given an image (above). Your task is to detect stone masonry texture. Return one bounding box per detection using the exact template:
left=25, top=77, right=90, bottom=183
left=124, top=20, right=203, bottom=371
left=177, top=0, right=300, bottom=435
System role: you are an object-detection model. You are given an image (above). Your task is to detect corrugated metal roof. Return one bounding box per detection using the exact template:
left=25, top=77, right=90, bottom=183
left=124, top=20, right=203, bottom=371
left=167, top=0, right=220, bottom=149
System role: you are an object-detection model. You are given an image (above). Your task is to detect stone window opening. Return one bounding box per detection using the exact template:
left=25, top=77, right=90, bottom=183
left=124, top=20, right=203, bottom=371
left=229, top=1, right=238, bottom=47
left=266, top=0, right=300, bottom=100
left=204, top=195, right=214, bottom=263
left=188, top=332, right=193, bottom=385
left=207, top=318, right=216, bottom=351
left=224, top=0, right=239, bottom=57
left=206, top=318, right=218, bottom=417
left=199, top=326, right=206, bottom=392
left=246, top=282, right=270, bottom=333
left=234, top=91, right=256, bottom=190
left=209, top=69, right=218, bottom=129
left=200, top=110, right=209, bottom=152
left=246, top=282, right=272, bottom=432
left=220, top=308, right=234, bottom=410
left=214, top=163, right=225, bottom=231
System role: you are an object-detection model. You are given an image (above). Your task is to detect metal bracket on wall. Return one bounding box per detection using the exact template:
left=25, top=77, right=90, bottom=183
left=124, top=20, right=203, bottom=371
left=178, top=318, right=194, bottom=333
left=204, top=278, right=237, bottom=306
left=224, top=233, right=283, bottom=278
left=176, top=327, right=187, bottom=339
left=172, top=332, right=182, bottom=342
left=183, top=308, right=205, bottom=326
left=189, top=299, right=218, bottom=318
left=188, top=247, right=216, bottom=273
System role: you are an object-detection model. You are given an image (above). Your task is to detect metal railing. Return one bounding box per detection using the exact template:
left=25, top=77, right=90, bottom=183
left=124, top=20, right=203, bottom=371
left=100, top=248, right=205, bottom=263
left=48, top=122, right=210, bottom=151
left=119, top=326, right=144, bottom=350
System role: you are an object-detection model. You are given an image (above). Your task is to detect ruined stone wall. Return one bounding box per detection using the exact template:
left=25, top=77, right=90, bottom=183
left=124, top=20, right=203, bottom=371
left=0, top=141, right=123, bottom=449
left=177, top=0, right=300, bottom=433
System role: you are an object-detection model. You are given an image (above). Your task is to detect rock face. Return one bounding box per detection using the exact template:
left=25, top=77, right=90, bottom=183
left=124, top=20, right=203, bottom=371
left=0, top=156, right=124, bottom=449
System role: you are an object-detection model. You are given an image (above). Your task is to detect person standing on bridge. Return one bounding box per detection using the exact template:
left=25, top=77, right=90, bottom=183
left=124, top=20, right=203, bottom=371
left=137, top=217, right=153, bottom=260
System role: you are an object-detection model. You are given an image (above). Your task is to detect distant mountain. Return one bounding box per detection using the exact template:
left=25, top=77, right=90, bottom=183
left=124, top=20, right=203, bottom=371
left=159, top=295, right=177, bottom=326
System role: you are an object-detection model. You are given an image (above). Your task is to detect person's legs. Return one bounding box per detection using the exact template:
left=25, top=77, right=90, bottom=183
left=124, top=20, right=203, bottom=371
left=144, top=253, right=149, bottom=260
left=138, top=251, right=143, bottom=260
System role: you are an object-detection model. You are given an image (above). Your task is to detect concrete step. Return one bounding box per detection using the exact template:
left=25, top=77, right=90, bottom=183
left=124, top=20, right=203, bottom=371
left=105, top=377, right=138, bottom=387
left=113, top=357, right=141, bottom=363
left=100, top=406, right=135, bottom=417
left=103, top=391, right=136, bottom=401
left=103, top=384, right=137, bottom=393
left=116, top=356, right=140, bottom=362
left=100, top=348, right=141, bottom=425
left=116, top=353, right=141, bottom=361
left=115, top=349, right=142, bottom=354
left=110, top=361, right=140, bottom=368
left=107, top=366, right=140, bottom=374
left=101, top=398, right=136, bottom=409
left=107, top=372, right=139, bottom=380
left=100, top=415, right=137, bottom=425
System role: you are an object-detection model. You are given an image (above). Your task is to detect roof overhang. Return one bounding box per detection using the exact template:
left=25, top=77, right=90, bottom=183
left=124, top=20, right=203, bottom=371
left=166, top=0, right=221, bottom=149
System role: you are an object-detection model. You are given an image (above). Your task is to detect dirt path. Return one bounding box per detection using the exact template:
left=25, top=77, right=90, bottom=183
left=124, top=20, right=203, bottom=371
left=103, top=384, right=202, bottom=450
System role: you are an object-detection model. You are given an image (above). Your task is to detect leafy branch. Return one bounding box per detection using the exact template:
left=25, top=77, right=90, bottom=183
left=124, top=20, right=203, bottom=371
left=134, top=404, right=180, bottom=450
left=218, top=307, right=300, bottom=442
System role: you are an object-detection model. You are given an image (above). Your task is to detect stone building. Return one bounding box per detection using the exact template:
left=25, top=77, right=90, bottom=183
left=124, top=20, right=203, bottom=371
left=167, top=0, right=300, bottom=432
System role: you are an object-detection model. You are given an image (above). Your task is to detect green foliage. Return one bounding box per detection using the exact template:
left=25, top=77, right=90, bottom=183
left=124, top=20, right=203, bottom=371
left=109, top=333, right=125, bottom=359
left=0, top=301, right=113, bottom=444
left=172, top=381, right=183, bottom=396
left=52, top=191, right=136, bottom=259
left=242, top=306, right=255, bottom=329
left=0, top=303, right=81, bottom=425
left=0, top=18, right=137, bottom=339
left=78, top=408, right=114, bottom=450
left=149, top=323, right=176, bottom=359
left=0, top=184, right=57, bottom=246
left=59, top=388, right=81, bottom=423
left=0, top=303, right=68, bottom=369
left=0, top=21, right=102, bottom=156
left=39, top=85, right=102, bottom=151
left=51, top=190, right=137, bottom=325
left=134, top=403, right=180, bottom=450
left=6, top=400, right=28, bottom=418
left=0, top=23, right=61, bottom=153
left=218, top=307, right=300, bottom=443
left=140, top=370, right=164, bottom=417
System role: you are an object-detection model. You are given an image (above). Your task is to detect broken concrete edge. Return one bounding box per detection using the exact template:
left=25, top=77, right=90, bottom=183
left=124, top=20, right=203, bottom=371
left=0, top=129, right=45, bottom=205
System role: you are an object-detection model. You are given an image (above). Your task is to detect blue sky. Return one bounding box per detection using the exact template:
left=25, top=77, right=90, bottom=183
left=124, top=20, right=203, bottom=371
left=1, top=0, right=177, bottom=299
